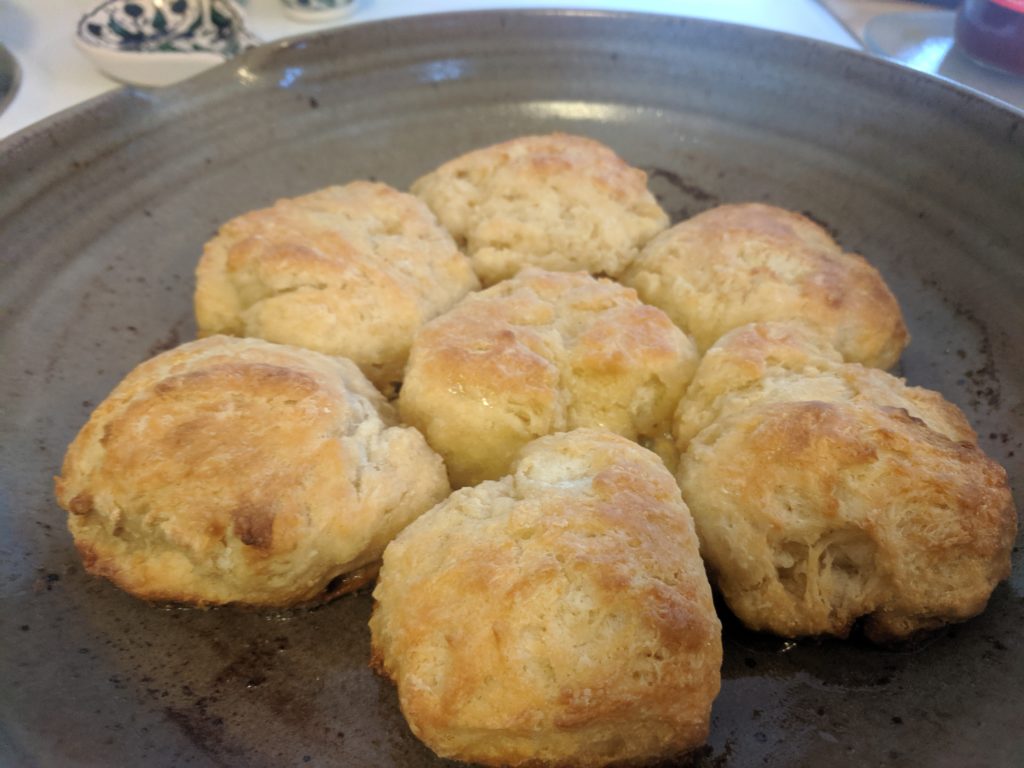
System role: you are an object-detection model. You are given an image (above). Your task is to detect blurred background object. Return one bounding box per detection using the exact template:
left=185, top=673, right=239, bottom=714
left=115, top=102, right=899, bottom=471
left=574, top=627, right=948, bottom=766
left=823, top=0, right=960, bottom=38
left=955, top=0, right=1024, bottom=74
left=0, top=44, right=19, bottom=117
left=278, top=0, right=356, bottom=23
left=821, top=0, right=1024, bottom=111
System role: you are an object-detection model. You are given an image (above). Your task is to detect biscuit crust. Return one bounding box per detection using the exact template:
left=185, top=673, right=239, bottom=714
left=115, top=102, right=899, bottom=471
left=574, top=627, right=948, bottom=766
left=411, top=133, right=669, bottom=285
left=194, top=181, right=479, bottom=392
left=673, top=321, right=975, bottom=454
left=54, top=336, right=450, bottom=606
left=399, top=269, right=699, bottom=487
left=370, top=429, right=721, bottom=767
left=675, top=323, right=1016, bottom=641
left=620, top=203, right=909, bottom=368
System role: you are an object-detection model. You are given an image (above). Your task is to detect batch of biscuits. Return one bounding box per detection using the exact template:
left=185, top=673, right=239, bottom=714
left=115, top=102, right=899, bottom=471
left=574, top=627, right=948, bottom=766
left=55, top=134, right=1016, bottom=766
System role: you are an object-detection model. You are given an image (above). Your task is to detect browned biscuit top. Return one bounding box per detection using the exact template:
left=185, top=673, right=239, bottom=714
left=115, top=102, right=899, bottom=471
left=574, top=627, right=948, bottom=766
left=194, top=181, right=479, bottom=392
left=411, top=133, right=668, bottom=285
left=680, top=397, right=1015, bottom=641
left=621, top=203, right=910, bottom=368
left=400, top=268, right=699, bottom=487
left=370, top=429, right=721, bottom=767
left=673, top=321, right=974, bottom=453
left=673, top=322, right=1014, bottom=642
left=55, top=335, right=450, bottom=606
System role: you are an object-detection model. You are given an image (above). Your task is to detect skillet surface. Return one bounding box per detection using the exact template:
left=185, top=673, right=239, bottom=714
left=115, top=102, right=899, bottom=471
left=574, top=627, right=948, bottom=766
left=1, top=11, right=1022, bottom=767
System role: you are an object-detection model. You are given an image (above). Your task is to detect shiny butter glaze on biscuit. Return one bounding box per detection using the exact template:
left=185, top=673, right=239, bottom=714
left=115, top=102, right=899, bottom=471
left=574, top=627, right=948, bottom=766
left=411, top=133, right=669, bottom=285
left=399, top=268, right=699, bottom=487
left=370, top=429, right=722, bottom=767
left=55, top=336, right=450, bottom=607
left=194, top=181, right=479, bottom=394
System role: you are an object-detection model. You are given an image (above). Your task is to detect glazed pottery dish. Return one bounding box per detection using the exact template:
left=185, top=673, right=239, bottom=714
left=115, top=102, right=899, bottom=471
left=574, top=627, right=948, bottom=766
left=1, top=11, right=1022, bottom=768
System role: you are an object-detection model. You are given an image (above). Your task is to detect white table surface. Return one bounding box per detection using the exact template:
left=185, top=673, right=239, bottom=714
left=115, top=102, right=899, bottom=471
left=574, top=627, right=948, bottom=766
left=0, top=0, right=858, bottom=141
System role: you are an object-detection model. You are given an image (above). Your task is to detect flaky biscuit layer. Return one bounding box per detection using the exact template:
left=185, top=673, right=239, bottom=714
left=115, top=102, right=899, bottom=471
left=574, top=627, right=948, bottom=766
left=675, top=322, right=1015, bottom=641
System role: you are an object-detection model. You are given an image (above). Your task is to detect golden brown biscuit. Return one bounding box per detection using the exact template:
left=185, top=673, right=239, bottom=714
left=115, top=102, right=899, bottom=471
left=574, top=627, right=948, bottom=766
left=194, top=181, right=479, bottom=393
left=673, top=321, right=975, bottom=453
left=54, top=336, right=450, bottom=607
left=399, top=269, right=699, bottom=487
left=370, top=429, right=722, bottom=767
left=674, top=323, right=1016, bottom=641
left=620, top=203, right=910, bottom=368
left=411, top=133, right=668, bottom=285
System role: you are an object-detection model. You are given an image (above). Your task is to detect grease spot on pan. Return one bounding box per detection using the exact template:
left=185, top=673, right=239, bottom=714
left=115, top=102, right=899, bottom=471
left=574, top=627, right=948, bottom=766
left=643, top=166, right=721, bottom=222
left=921, top=276, right=1000, bottom=411
left=800, top=209, right=840, bottom=241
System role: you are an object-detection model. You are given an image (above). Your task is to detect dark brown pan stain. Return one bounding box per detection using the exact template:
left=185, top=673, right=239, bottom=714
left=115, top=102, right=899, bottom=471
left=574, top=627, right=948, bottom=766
left=644, top=166, right=722, bottom=222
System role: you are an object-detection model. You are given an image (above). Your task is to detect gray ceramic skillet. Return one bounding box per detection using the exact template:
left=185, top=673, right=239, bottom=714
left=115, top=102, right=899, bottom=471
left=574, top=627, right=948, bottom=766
left=1, top=10, right=1022, bottom=767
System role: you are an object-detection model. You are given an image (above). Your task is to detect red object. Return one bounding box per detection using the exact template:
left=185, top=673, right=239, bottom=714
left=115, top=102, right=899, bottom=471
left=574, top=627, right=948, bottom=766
left=955, top=0, right=1024, bottom=74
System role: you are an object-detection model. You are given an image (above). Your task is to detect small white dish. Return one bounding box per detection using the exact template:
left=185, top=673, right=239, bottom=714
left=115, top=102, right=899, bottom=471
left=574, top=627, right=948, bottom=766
left=279, top=0, right=356, bottom=24
left=75, top=0, right=258, bottom=87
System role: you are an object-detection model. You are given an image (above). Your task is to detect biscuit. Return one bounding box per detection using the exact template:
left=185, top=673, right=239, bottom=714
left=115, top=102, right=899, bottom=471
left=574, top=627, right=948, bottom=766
left=399, top=269, right=699, bottom=487
left=370, top=429, right=721, bottom=767
left=619, top=203, right=909, bottom=368
left=194, top=181, right=479, bottom=393
left=675, top=323, right=1016, bottom=641
left=54, top=336, right=451, bottom=607
left=673, top=321, right=975, bottom=453
left=411, top=133, right=668, bottom=285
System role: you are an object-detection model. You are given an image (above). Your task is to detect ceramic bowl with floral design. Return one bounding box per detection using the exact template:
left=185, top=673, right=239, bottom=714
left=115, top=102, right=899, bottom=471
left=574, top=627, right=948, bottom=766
left=76, top=0, right=258, bottom=87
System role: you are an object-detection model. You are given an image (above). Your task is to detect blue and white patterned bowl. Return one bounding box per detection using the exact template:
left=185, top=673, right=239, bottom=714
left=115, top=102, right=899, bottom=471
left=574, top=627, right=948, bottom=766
left=76, top=0, right=258, bottom=86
